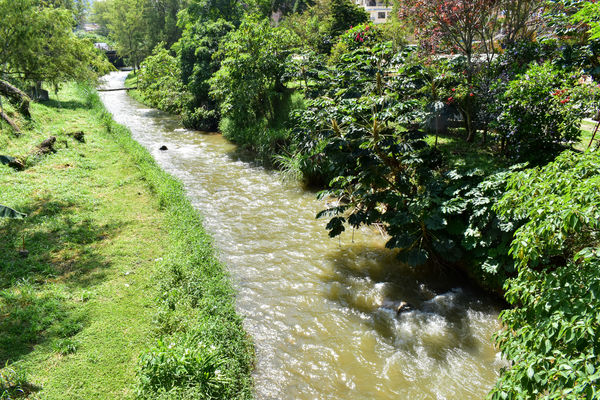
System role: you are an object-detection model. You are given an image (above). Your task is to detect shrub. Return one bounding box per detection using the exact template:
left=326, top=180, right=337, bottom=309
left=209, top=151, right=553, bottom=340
left=495, top=62, right=584, bottom=164
left=490, top=150, right=600, bottom=399
left=137, top=338, right=228, bottom=399
left=329, top=23, right=383, bottom=63
left=182, top=107, right=219, bottom=131
left=138, top=44, right=188, bottom=114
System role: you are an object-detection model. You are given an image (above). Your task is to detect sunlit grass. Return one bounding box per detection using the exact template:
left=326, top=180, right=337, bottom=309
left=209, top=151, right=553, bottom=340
left=0, top=83, right=253, bottom=399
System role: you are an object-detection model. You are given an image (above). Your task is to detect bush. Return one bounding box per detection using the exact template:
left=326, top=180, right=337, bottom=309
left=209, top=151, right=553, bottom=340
left=490, top=150, right=600, bottom=399
left=138, top=44, right=188, bottom=114
left=137, top=338, right=228, bottom=399
left=329, top=23, right=383, bottom=63
left=182, top=107, right=219, bottom=131
left=495, top=62, right=584, bottom=164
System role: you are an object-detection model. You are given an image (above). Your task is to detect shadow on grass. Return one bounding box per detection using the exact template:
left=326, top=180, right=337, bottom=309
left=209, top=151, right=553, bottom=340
left=0, top=197, right=126, bottom=365
left=0, top=364, right=42, bottom=398
left=39, top=98, right=88, bottom=111
left=428, top=129, right=507, bottom=172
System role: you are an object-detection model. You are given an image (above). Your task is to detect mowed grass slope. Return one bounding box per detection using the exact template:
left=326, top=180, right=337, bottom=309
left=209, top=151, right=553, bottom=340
left=0, top=84, right=253, bottom=399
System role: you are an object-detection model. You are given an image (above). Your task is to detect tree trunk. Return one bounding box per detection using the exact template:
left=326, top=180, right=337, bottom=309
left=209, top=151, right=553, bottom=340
left=482, top=123, right=488, bottom=145
left=459, top=108, right=475, bottom=143
left=0, top=79, right=31, bottom=118
left=0, top=110, right=21, bottom=133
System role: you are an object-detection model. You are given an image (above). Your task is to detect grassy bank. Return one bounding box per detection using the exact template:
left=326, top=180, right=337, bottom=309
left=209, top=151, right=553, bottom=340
left=0, top=84, right=253, bottom=399
left=124, top=71, right=144, bottom=105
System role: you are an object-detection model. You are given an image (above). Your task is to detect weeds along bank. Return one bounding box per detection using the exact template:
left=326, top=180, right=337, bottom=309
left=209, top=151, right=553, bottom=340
left=87, top=89, right=255, bottom=400
left=0, top=85, right=253, bottom=399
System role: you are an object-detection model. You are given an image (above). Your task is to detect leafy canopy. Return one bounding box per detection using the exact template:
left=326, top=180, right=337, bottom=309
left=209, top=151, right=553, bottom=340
left=491, top=150, right=600, bottom=399
left=0, top=0, right=112, bottom=86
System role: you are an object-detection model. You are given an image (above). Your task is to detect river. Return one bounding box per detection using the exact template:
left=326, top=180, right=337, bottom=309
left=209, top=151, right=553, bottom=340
left=99, top=71, right=504, bottom=400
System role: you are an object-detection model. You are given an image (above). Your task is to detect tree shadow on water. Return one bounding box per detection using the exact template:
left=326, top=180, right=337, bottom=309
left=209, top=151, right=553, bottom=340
left=0, top=197, right=127, bottom=366
left=322, top=244, right=502, bottom=362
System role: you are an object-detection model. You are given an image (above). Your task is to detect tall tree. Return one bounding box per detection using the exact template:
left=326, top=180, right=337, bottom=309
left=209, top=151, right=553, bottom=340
left=144, top=0, right=189, bottom=50
left=94, top=0, right=148, bottom=70
left=186, top=0, right=244, bottom=24
left=397, top=0, right=500, bottom=66
left=329, top=0, right=368, bottom=37
left=0, top=0, right=111, bottom=88
left=49, top=0, right=89, bottom=27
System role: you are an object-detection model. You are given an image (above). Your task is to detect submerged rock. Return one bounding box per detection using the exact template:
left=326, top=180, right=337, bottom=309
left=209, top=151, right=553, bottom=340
left=396, top=301, right=413, bottom=315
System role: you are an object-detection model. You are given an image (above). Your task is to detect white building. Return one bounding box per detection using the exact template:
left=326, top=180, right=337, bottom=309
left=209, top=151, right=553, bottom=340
left=355, top=0, right=393, bottom=24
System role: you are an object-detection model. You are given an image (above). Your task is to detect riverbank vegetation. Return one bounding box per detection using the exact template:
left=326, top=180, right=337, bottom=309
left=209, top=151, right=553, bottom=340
left=93, top=0, right=600, bottom=397
left=1, top=2, right=253, bottom=398
left=0, top=85, right=253, bottom=399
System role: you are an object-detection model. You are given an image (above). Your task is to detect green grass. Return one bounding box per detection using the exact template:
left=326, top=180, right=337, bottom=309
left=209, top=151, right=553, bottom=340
left=0, top=84, right=254, bottom=399
left=124, top=71, right=144, bottom=104
left=424, top=128, right=509, bottom=172
left=578, top=119, right=599, bottom=151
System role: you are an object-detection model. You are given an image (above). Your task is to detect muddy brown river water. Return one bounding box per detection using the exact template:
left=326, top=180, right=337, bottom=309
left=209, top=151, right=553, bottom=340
left=99, top=71, right=504, bottom=400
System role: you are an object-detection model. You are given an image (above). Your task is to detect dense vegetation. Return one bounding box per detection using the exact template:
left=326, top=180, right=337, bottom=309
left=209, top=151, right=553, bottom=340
left=2, top=0, right=600, bottom=397
left=96, top=0, right=600, bottom=397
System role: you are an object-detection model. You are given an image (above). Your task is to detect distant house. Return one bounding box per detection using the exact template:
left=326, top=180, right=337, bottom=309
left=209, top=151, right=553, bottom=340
left=83, top=23, right=100, bottom=32
left=94, top=43, right=124, bottom=68
left=94, top=42, right=112, bottom=52
left=354, top=0, right=393, bottom=24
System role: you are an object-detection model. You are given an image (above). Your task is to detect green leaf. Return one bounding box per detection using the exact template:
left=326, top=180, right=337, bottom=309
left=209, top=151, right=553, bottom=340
left=0, top=204, right=26, bottom=219
left=586, top=363, right=595, bottom=376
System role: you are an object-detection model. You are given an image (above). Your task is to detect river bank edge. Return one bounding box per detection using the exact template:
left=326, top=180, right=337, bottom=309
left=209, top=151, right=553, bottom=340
left=124, top=71, right=512, bottom=302
left=89, top=85, right=256, bottom=399
left=0, top=84, right=255, bottom=399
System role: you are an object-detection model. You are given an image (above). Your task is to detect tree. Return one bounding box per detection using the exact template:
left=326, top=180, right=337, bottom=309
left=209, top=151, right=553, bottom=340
left=185, top=0, right=244, bottom=24
left=398, top=0, right=499, bottom=65
left=0, top=0, right=112, bottom=88
left=501, top=0, right=546, bottom=44
left=93, top=0, right=148, bottom=70
left=178, top=17, right=234, bottom=129
left=49, top=0, right=89, bottom=27
left=396, top=0, right=549, bottom=142
left=137, top=44, right=187, bottom=114
left=209, top=15, right=299, bottom=136
left=282, top=0, right=336, bottom=54
left=144, top=0, right=189, bottom=50
left=329, top=0, right=368, bottom=38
